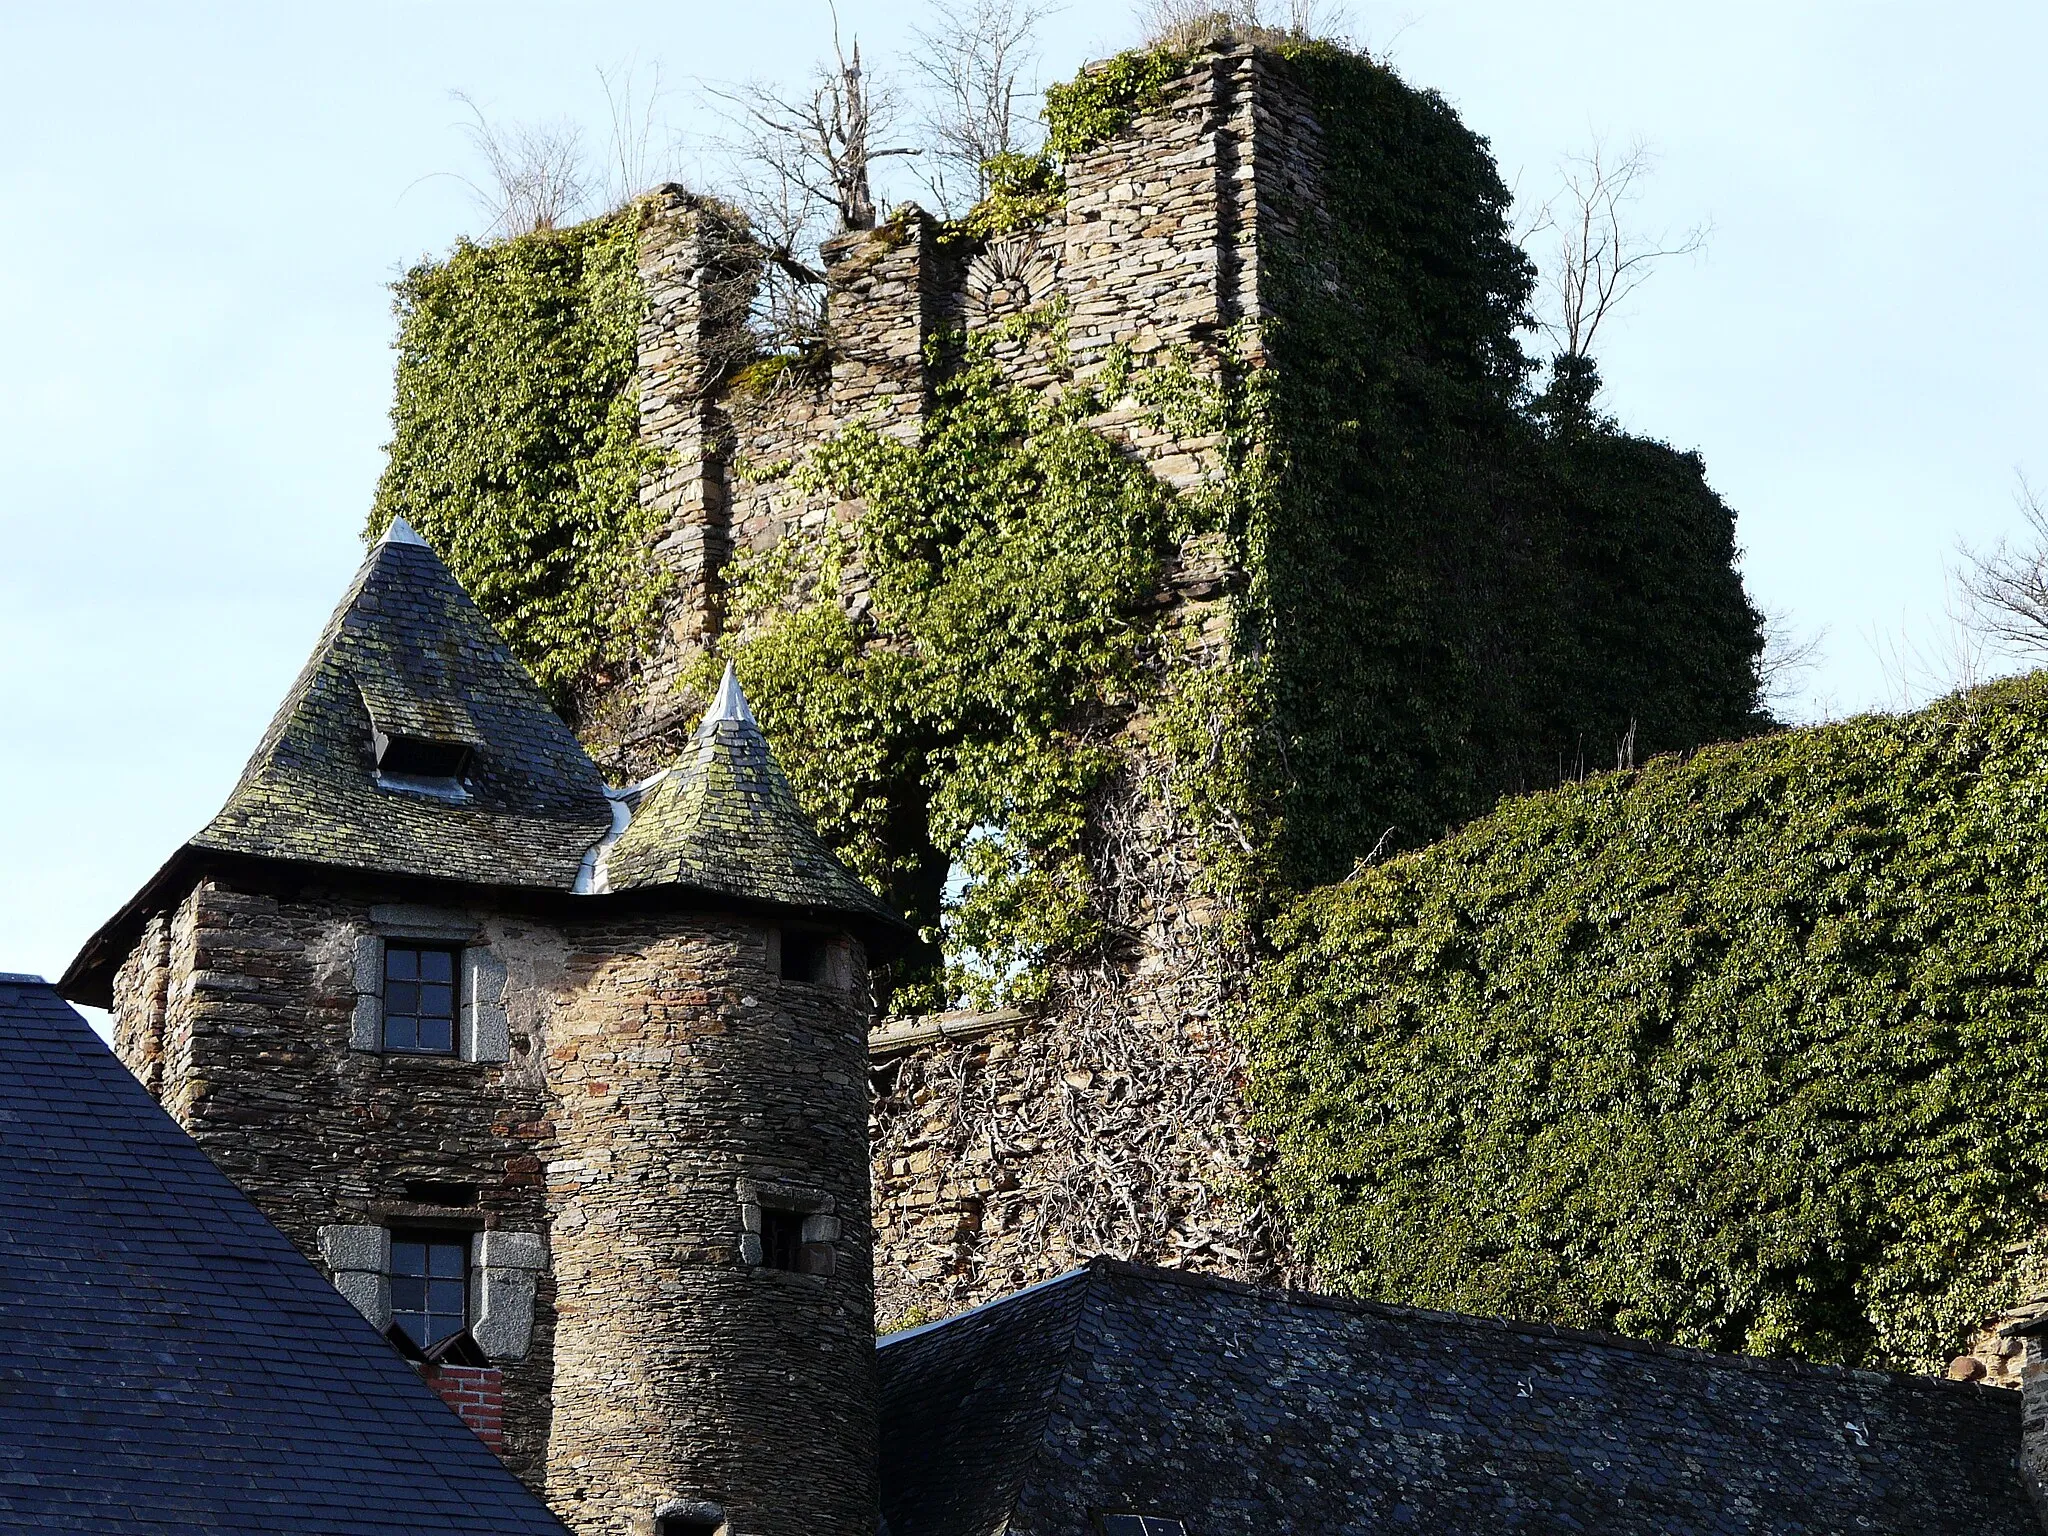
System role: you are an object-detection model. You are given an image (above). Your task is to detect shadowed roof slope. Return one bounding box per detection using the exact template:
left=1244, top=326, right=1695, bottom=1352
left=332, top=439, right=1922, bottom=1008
left=190, top=519, right=613, bottom=888
left=0, top=973, right=568, bottom=1534
left=876, top=1259, right=2034, bottom=1536
left=604, top=663, right=904, bottom=933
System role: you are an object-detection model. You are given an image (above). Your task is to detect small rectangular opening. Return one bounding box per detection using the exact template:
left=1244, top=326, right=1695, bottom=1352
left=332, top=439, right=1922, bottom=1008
left=778, top=929, right=831, bottom=986
left=375, top=732, right=473, bottom=780
left=760, top=1207, right=805, bottom=1272
left=403, top=1180, right=479, bottom=1207
left=656, top=1519, right=720, bottom=1536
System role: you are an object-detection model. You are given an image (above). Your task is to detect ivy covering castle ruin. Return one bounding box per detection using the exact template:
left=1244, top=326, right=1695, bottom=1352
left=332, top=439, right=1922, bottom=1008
left=371, top=31, right=1782, bottom=1336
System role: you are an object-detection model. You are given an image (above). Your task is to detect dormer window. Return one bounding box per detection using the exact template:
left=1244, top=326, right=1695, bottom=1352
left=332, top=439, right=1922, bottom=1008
left=374, top=730, right=472, bottom=781
left=353, top=669, right=484, bottom=802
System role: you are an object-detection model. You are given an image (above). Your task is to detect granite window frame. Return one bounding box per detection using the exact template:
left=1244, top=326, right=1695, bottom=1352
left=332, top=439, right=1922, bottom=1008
left=348, top=909, right=510, bottom=1063
left=316, top=1221, right=544, bottom=1361
left=736, top=1177, right=839, bottom=1277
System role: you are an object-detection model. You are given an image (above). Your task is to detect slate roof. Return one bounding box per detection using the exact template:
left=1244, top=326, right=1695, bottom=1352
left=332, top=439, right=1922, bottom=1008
left=0, top=973, right=568, bottom=1534
left=64, top=527, right=911, bottom=1002
left=189, top=519, right=614, bottom=890
left=876, top=1259, right=2035, bottom=1536
left=604, top=664, right=902, bottom=928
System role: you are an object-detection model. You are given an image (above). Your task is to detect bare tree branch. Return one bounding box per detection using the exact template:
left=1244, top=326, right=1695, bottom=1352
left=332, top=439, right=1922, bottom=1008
left=911, top=0, right=1051, bottom=213
left=1757, top=604, right=1827, bottom=718
left=1959, top=475, right=2048, bottom=659
left=1526, top=138, right=1708, bottom=361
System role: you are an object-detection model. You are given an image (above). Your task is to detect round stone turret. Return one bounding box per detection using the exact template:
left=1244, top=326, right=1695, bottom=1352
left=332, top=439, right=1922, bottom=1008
left=542, top=667, right=895, bottom=1536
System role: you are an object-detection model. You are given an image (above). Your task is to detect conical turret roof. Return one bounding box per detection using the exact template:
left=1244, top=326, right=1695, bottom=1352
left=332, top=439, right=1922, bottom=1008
left=187, top=518, right=615, bottom=886
left=603, top=663, right=902, bottom=929
left=64, top=533, right=911, bottom=1005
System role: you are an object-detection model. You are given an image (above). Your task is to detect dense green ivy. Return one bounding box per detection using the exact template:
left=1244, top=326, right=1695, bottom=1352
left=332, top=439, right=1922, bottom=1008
left=1253, top=674, right=2048, bottom=1372
left=712, top=336, right=1183, bottom=1010
left=1237, top=40, right=1767, bottom=892
left=370, top=210, right=665, bottom=712
left=1042, top=46, right=1191, bottom=161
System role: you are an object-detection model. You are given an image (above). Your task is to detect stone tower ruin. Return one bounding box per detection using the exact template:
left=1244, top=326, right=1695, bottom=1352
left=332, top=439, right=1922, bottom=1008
left=63, top=519, right=908, bottom=1536
left=362, top=36, right=1762, bottom=1335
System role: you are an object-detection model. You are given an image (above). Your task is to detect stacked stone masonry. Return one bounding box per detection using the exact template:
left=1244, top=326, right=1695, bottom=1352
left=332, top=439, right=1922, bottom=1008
left=595, top=43, right=1309, bottom=1329
left=109, top=872, right=877, bottom=1536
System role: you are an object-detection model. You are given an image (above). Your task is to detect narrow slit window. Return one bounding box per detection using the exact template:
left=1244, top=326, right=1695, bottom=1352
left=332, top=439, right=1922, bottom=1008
left=383, top=944, right=460, bottom=1055
left=390, top=1233, right=469, bottom=1350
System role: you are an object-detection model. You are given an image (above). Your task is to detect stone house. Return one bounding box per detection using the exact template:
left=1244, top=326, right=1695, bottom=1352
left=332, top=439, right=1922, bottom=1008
left=62, top=518, right=909, bottom=1536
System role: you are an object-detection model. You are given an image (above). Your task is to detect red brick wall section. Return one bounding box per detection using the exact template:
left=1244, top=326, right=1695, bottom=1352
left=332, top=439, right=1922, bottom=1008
left=423, top=1362, right=506, bottom=1453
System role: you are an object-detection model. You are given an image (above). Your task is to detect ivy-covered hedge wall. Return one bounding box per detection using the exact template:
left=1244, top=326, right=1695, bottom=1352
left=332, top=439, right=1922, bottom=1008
left=1244, top=42, right=1766, bottom=889
left=370, top=211, right=663, bottom=712
left=1251, top=673, right=2048, bottom=1372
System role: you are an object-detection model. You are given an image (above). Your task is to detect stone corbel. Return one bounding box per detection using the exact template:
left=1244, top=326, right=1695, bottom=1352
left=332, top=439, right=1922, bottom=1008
left=470, top=1230, right=547, bottom=1360
left=318, top=1223, right=391, bottom=1330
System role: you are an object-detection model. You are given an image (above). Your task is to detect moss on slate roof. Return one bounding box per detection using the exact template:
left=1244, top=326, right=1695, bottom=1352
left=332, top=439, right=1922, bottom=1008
left=605, top=667, right=902, bottom=928
left=190, top=527, right=615, bottom=889
left=66, top=527, right=910, bottom=1005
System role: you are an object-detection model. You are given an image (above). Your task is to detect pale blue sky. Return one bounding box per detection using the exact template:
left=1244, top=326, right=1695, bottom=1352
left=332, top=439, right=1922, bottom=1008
left=5, top=1, right=2045, bottom=990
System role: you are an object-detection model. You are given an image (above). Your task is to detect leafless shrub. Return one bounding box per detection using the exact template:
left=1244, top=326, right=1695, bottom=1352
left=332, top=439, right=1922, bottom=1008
left=912, top=0, right=1052, bottom=213
left=597, top=59, right=669, bottom=210
left=1525, top=138, right=1708, bottom=361
left=1872, top=568, right=1996, bottom=714
left=453, top=92, right=595, bottom=236
left=1959, top=476, right=2048, bottom=662
left=1135, top=0, right=1350, bottom=50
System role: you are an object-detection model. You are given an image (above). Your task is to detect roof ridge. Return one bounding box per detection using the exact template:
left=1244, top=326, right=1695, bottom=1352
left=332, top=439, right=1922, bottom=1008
left=1080, top=1258, right=1994, bottom=1399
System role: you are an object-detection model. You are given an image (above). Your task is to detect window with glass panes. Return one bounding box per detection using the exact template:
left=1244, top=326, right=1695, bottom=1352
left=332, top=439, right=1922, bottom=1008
left=390, top=1233, right=469, bottom=1350
left=382, top=944, right=459, bottom=1054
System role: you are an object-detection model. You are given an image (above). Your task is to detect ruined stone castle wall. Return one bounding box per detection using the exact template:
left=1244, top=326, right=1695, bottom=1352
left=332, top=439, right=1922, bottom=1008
left=592, top=41, right=1319, bottom=1326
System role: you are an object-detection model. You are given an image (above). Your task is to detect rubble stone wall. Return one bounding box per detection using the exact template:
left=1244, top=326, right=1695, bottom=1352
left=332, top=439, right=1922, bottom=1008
left=592, top=41, right=1316, bottom=1326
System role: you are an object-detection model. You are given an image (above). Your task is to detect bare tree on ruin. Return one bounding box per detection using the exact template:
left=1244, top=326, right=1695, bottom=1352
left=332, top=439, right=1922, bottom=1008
left=911, top=0, right=1051, bottom=213
left=1526, top=138, right=1709, bottom=367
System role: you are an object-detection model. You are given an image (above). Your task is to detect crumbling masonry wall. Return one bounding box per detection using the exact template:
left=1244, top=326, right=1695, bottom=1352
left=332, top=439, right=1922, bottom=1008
left=590, top=43, right=1308, bottom=1327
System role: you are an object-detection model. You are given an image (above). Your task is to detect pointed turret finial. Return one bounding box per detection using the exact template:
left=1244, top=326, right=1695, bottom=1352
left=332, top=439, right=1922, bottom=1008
left=706, top=660, right=757, bottom=727
left=379, top=515, right=430, bottom=548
